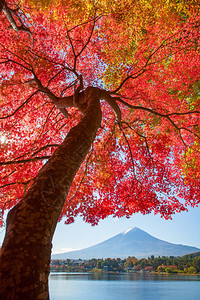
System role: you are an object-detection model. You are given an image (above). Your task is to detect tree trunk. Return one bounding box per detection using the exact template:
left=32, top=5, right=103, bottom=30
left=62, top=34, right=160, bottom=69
left=0, top=87, right=102, bottom=300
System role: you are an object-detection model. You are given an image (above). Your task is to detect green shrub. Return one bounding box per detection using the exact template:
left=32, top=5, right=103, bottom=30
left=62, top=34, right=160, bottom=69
left=188, top=266, right=197, bottom=274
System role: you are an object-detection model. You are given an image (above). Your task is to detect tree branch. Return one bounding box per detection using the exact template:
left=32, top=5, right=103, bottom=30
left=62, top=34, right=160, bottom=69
left=100, top=90, right=122, bottom=124
left=122, top=121, right=155, bottom=167
left=65, top=12, right=101, bottom=72
left=76, top=12, right=98, bottom=59
left=117, top=97, right=200, bottom=120
left=0, top=57, right=32, bottom=72
left=0, top=156, right=50, bottom=166
left=120, top=125, right=142, bottom=191
left=32, top=71, right=73, bottom=119
left=111, top=29, right=193, bottom=93
left=27, top=48, right=76, bottom=75
left=0, top=0, right=31, bottom=36
left=31, top=144, right=59, bottom=157
left=0, top=90, right=39, bottom=119
left=47, top=68, right=65, bottom=87
left=0, top=180, right=31, bottom=189
left=118, top=98, right=200, bottom=147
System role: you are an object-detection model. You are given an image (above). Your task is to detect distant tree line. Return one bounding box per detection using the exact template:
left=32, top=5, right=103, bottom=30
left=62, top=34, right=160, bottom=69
left=51, top=253, right=200, bottom=274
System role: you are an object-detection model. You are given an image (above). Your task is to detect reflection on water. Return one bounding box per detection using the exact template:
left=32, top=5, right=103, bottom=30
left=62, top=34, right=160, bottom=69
left=49, top=273, right=200, bottom=300
left=50, top=272, right=200, bottom=282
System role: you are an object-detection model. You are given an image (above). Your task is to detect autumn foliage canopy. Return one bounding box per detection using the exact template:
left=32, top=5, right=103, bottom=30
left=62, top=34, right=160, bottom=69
left=0, top=0, right=200, bottom=226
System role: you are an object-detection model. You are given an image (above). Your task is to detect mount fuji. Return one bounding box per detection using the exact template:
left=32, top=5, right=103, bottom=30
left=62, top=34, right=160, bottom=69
left=52, top=227, right=200, bottom=259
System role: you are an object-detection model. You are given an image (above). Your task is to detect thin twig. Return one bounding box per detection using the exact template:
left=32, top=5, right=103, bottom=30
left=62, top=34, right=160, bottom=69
left=0, top=90, right=39, bottom=119
left=111, top=28, right=198, bottom=93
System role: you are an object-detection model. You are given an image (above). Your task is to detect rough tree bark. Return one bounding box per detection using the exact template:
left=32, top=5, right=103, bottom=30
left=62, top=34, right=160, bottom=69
left=0, top=87, right=102, bottom=300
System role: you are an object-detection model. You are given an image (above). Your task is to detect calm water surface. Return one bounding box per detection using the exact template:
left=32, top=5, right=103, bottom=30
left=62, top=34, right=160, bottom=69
left=49, top=272, right=200, bottom=300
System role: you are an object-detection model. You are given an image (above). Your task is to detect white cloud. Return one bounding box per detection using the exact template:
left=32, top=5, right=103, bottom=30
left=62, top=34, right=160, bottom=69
left=52, top=247, right=81, bottom=254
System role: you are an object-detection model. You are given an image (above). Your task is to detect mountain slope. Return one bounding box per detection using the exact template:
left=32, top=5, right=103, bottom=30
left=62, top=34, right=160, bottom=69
left=52, top=227, right=200, bottom=259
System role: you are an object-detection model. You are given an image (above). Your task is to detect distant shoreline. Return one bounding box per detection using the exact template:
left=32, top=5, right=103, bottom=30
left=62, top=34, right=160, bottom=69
left=50, top=269, right=200, bottom=275
left=51, top=254, right=200, bottom=275
left=50, top=270, right=200, bottom=276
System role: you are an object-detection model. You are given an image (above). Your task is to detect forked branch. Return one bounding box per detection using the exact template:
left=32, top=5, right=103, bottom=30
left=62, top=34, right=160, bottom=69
left=0, top=0, right=31, bottom=36
left=111, top=29, right=196, bottom=93
left=65, top=11, right=101, bottom=72
left=117, top=98, right=200, bottom=148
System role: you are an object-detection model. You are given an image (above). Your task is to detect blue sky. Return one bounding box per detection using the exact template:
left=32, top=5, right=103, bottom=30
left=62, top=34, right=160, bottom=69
left=0, top=205, right=200, bottom=255
left=50, top=205, right=200, bottom=254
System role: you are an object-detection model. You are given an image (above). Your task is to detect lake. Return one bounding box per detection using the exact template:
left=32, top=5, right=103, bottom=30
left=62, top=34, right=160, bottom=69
left=49, top=272, right=200, bottom=300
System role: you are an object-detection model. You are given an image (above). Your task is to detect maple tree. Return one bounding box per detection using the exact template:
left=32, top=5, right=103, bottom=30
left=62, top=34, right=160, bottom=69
left=0, top=0, right=200, bottom=299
